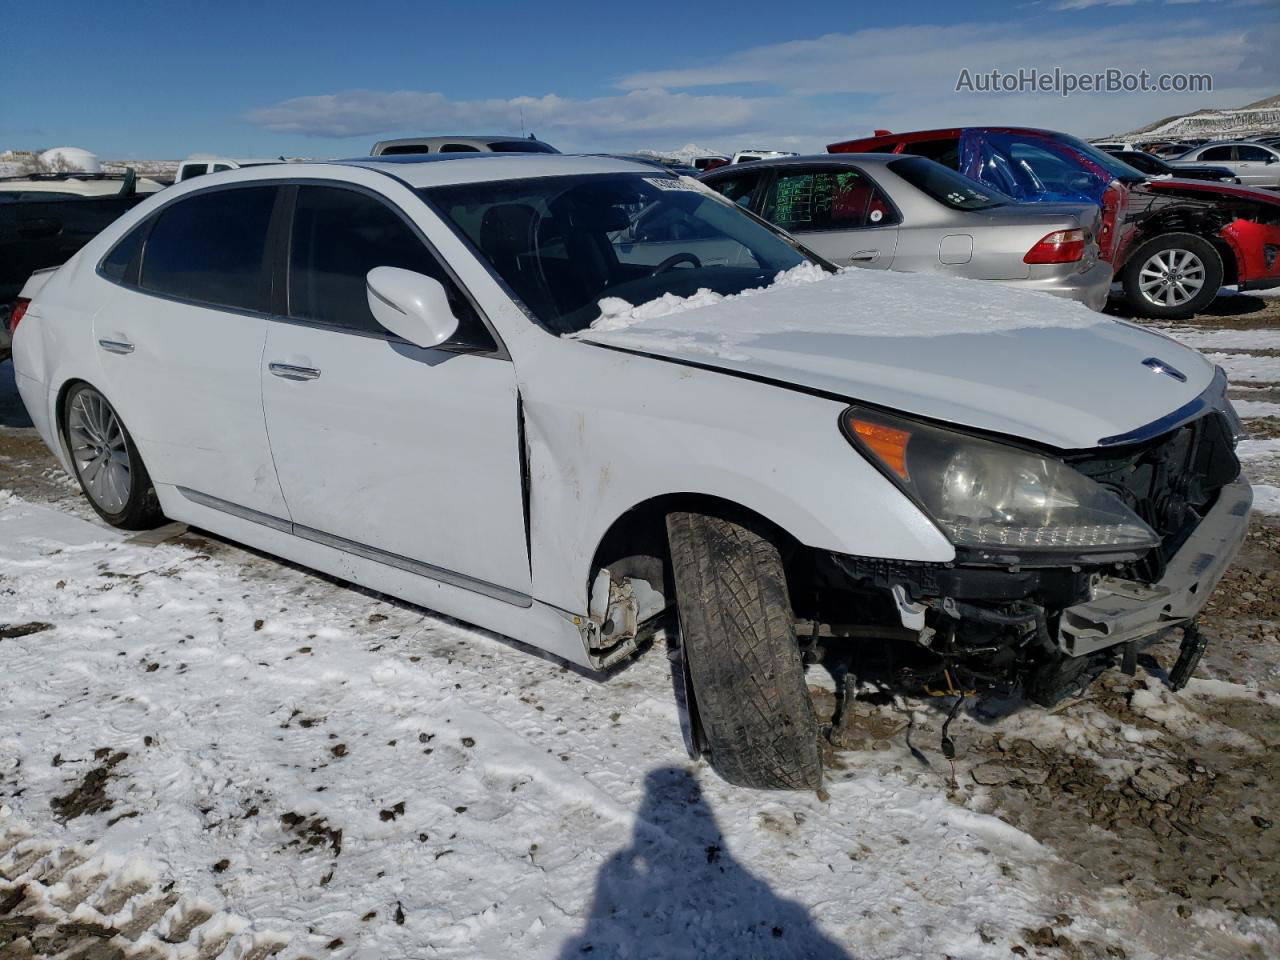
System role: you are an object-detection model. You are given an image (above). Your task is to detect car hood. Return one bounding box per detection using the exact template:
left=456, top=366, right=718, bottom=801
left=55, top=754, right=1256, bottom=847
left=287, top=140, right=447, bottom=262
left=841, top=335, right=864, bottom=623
left=1140, top=178, right=1280, bottom=208
left=576, top=266, right=1216, bottom=450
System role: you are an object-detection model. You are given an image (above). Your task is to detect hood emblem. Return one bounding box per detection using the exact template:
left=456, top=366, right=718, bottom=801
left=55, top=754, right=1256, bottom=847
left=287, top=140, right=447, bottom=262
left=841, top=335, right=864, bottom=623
left=1142, top=357, right=1187, bottom=382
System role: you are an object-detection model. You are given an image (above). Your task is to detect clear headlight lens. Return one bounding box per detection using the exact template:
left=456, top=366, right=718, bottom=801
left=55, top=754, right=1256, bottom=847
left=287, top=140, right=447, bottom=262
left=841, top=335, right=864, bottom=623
left=842, top=407, right=1159, bottom=553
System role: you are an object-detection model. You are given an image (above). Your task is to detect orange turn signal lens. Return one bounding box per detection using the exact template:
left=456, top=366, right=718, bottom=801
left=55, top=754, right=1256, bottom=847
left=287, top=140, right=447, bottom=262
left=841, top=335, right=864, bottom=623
left=849, top=418, right=911, bottom=481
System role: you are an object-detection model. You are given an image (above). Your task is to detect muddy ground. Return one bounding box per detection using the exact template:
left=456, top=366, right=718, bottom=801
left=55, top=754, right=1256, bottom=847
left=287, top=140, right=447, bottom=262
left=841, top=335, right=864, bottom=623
left=1, top=289, right=1278, bottom=959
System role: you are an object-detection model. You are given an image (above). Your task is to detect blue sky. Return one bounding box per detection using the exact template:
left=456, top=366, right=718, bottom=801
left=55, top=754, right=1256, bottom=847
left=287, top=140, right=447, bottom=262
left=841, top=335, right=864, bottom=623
left=1, top=0, right=1275, bottom=160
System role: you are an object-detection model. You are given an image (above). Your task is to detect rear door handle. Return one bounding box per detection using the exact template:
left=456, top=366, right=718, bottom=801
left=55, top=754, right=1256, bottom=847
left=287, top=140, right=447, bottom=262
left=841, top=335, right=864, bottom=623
left=269, top=362, right=321, bottom=381
left=98, top=339, right=134, bottom=355
left=849, top=250, right=880, bottom=263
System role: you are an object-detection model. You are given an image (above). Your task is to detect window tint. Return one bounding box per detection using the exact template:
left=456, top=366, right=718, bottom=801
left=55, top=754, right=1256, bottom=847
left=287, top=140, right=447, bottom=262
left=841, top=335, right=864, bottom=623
left=1236, top=145, right=1272, bottom=162
left=706, top=172, right=761, bottom=208
left=485, top=140, right=559, bottom=154
left=439, top=143, right=481, bottom=153
left=760, top=169, right=899, bottom=231
left=101, top=221, right=147, bottom=283
left=902, top=138, right=960, bottom=169
left=140, top=186, right=276, bottom=310
left=888, top=157, right=1008, bottom=210
left=181, top=163, right=209, bottom=180
left=1199, top=146, right=1232, bottom=162
left=212, top=163, right=233, bottom=172
left=288, top=185, right=491, bottom=349
left=379, top=144, right=430, bottom=155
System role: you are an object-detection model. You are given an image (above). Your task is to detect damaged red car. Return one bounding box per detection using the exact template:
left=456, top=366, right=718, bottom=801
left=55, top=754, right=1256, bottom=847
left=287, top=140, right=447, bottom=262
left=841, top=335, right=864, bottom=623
left=829, top=127, right=1280, bottom=319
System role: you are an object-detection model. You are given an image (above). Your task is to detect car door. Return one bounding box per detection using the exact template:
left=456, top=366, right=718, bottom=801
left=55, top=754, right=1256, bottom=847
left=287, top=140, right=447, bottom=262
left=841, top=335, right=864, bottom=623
left=1194, top=145, right=1236, bottom=178
left=758, top=166, right=900, bottom=269
left=92, top=183, right=290, bottom=518
left=1233, top=145, right=1279, bottom=188
left=260, top=182, right=532, bottom=600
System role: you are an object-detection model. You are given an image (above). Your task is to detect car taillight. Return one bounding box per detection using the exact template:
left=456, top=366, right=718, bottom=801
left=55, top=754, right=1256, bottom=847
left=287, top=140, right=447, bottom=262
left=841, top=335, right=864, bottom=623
left=1024, top=229, right=1086, bottom=264
left=8, top=298, right=29, bottom=335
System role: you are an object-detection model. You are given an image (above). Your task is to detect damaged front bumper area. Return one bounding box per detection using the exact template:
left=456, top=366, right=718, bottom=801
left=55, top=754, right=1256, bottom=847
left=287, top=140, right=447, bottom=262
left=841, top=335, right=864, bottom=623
left=820, top=404, right=1250, bottom=702
left=1058, top=478, right=1252, bottom=656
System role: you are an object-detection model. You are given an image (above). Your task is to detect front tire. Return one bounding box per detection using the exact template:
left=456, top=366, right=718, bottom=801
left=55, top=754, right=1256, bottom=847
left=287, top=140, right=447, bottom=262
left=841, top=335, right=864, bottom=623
left=1121, top=232, right=1222, bottom=320
left=62, top=382, right=162, bottom=530
left=666, top=511, right=822, bottom=790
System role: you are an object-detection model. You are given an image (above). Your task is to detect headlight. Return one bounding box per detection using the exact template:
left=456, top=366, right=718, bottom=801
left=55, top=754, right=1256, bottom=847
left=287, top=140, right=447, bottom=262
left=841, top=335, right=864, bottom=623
left=841, top=407, right=1159, bottom=554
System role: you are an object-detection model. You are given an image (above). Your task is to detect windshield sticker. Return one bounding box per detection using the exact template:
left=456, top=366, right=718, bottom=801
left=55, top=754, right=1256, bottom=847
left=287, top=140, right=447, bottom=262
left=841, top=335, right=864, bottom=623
left=644, top=177, right=704, bottom=192
left=869, top=209, right=883, bottom=222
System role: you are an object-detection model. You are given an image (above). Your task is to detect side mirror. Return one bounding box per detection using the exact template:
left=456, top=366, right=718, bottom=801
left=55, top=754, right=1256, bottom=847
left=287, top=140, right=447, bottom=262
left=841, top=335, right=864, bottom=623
left=366, top=266, right=459, bottom=348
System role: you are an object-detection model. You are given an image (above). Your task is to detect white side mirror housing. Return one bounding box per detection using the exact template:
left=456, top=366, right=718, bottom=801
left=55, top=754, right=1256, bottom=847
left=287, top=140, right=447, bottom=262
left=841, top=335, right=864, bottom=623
left=366, top=266, right=460, bottom=349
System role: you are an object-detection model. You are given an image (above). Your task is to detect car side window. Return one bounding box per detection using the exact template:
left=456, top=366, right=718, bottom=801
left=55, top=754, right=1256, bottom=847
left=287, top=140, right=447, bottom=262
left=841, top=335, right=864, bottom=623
left=1199, top=146, right=1232, bottom=162
left=100, top=221, right=147, bottom=283
left=288, top=185, right=493, bottom=350
left=707, top=172, right=761, bottom=209
left=902, top=138, right=960, bottom=169
left=439, top=144, right=481, bottom=153
left=760, top=169, right=899, bottom=232
left=181, top=164, right=209, bottom=179
left=139, top=185, right=277, bottom=311
left=1236, top=145, right=1270, bottom=162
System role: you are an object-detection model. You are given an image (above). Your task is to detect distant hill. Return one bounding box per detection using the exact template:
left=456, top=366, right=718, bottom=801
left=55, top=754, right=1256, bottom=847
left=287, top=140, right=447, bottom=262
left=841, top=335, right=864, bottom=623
left=1114, top=94, right=1280, bottom=141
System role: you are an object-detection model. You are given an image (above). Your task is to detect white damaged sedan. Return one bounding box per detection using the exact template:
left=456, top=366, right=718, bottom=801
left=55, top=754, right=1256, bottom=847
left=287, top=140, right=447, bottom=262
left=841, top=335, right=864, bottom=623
left=11, top=155, right=1251, bottom=789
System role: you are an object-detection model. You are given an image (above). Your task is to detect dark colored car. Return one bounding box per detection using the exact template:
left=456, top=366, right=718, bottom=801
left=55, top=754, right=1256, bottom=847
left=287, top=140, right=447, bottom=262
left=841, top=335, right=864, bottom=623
left=1103, top=149, right=1240, bottom=184
left=1, top=173, right=154, bottom=313
left=829, top=127, right=1280, bottom=319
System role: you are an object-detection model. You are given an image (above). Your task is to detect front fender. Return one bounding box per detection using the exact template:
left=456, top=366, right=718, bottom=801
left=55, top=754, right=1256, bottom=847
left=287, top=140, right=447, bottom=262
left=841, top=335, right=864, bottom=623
left=518, top=337, right=954, bottom=614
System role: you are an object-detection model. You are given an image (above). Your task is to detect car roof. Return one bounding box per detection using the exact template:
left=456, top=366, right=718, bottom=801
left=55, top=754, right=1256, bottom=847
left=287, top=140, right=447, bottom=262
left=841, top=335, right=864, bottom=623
left=374, top=135, right=551, bottom=148
left=702, top=153, right=904, bottom=173
left=339, top=153, right=663, bottom=187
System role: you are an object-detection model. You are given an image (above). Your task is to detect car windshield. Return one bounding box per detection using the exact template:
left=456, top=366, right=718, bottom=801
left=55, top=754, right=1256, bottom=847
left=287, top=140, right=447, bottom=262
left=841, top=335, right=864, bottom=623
left=1054, top=133, right=1147, bottom=183
left=887, top=156, right=1009, bottom=210
left=423, top=173, right=811, bottom=335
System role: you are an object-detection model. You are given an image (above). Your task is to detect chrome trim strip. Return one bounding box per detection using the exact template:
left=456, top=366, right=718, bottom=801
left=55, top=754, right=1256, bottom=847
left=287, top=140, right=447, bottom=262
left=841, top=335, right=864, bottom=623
left=176, top=485, right=292, bottom=532
left=97, top=339, right=135, bottom=355
left=175, top=485, right=531, bottom=607
left=1096, top=367, right=1227, bottom=447
left=291, top=523, right=533, bottom=608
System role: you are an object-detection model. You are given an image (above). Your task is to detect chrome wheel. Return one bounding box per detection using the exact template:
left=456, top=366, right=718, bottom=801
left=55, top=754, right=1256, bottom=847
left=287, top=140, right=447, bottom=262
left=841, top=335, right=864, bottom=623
left=68, top=388, right=132, bottom=514
left=1137, top=248, right=1206, bottom=308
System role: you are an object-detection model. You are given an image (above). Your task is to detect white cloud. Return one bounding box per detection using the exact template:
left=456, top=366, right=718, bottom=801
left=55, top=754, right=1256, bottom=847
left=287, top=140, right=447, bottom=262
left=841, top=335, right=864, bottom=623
left=245, top=18, right=1278, bottom=151
left=245, top=88, right=783, bottom=143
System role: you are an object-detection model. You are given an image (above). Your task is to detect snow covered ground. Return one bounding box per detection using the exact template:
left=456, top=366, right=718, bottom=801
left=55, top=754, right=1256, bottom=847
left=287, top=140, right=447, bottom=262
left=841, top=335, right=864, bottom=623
left=2, top=298, right=1279, bottom=959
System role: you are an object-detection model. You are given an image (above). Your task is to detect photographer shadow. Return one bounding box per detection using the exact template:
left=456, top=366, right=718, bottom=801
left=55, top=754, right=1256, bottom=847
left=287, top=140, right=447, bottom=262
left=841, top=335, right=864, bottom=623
left=557, top=766, right=855, bottom=960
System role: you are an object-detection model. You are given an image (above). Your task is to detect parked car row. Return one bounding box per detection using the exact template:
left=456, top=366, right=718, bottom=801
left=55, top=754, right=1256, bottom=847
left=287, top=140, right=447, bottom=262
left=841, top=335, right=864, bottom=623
left=823, top=126, right=1280, bottom=318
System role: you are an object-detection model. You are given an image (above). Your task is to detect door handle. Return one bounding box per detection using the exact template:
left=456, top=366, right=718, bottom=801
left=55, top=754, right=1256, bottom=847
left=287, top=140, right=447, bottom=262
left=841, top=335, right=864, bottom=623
left=849, top=250, right=880, bottom=262
left=98, top=339, right=134, bottom=355
left=269, top=362, right=321, bottom=381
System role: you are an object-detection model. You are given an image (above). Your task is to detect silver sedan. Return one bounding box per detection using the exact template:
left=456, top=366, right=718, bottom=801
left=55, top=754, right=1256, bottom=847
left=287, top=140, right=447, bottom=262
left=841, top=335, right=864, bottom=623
left=700, top=154, right=1111, bottom=311
left=1167, top=142, right=1280, bottom=190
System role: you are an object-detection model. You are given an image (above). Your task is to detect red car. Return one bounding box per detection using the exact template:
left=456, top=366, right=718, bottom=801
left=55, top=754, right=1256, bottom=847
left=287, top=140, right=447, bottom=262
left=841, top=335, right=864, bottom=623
left=829, top=127, right=1280, bottom=319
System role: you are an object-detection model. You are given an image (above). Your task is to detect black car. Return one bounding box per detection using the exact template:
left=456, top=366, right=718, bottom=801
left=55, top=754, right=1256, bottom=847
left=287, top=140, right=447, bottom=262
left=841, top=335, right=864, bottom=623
left=0, top=172, right=154, bottom=312
left=1104, top=149, right=1240, bottom=184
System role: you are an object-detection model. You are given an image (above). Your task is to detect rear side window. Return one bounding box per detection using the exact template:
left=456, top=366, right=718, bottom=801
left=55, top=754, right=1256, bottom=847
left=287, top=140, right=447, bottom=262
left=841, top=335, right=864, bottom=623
left=888, top=156, right=1008, bottom=210
left=486, top=140, right=558, bottom=154
left=379, top=144, right=430, bottom=155
left=100, top=222, right=147, bottom=283
left=706, top=172, right=761, bottom=208
left=901, top=138, right=960, bottom=169
left=1199, top=146, right=1232, bottom=162
left=140, top=186, right=277, bottom=310
left=439, top=143, right=481, bottom=153
left=760, top=169, right=900, bottom=231
left=288, top=185, right=492, bottom=349
left=181, top=163, right=209, bottom=180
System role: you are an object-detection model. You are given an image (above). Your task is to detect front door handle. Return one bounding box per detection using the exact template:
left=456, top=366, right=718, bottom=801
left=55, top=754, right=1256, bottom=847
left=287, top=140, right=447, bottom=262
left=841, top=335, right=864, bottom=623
left=269, top=362, right=321, bottom=381
left=849, top=250, right=880, bottom=263
left=98, top=339, right=134, bottom=355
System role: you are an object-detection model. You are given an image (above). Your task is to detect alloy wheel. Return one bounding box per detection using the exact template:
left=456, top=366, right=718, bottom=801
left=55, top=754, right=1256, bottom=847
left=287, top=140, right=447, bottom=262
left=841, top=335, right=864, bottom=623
left=1137, top=248, right=1206, bottom=308
left=68, top=388, right=132, bottom=514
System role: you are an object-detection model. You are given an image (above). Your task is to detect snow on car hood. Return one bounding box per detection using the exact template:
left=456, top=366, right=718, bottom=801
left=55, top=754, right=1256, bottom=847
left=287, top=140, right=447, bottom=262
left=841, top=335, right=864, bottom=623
left=575, top=266, right=1217, bottom=450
